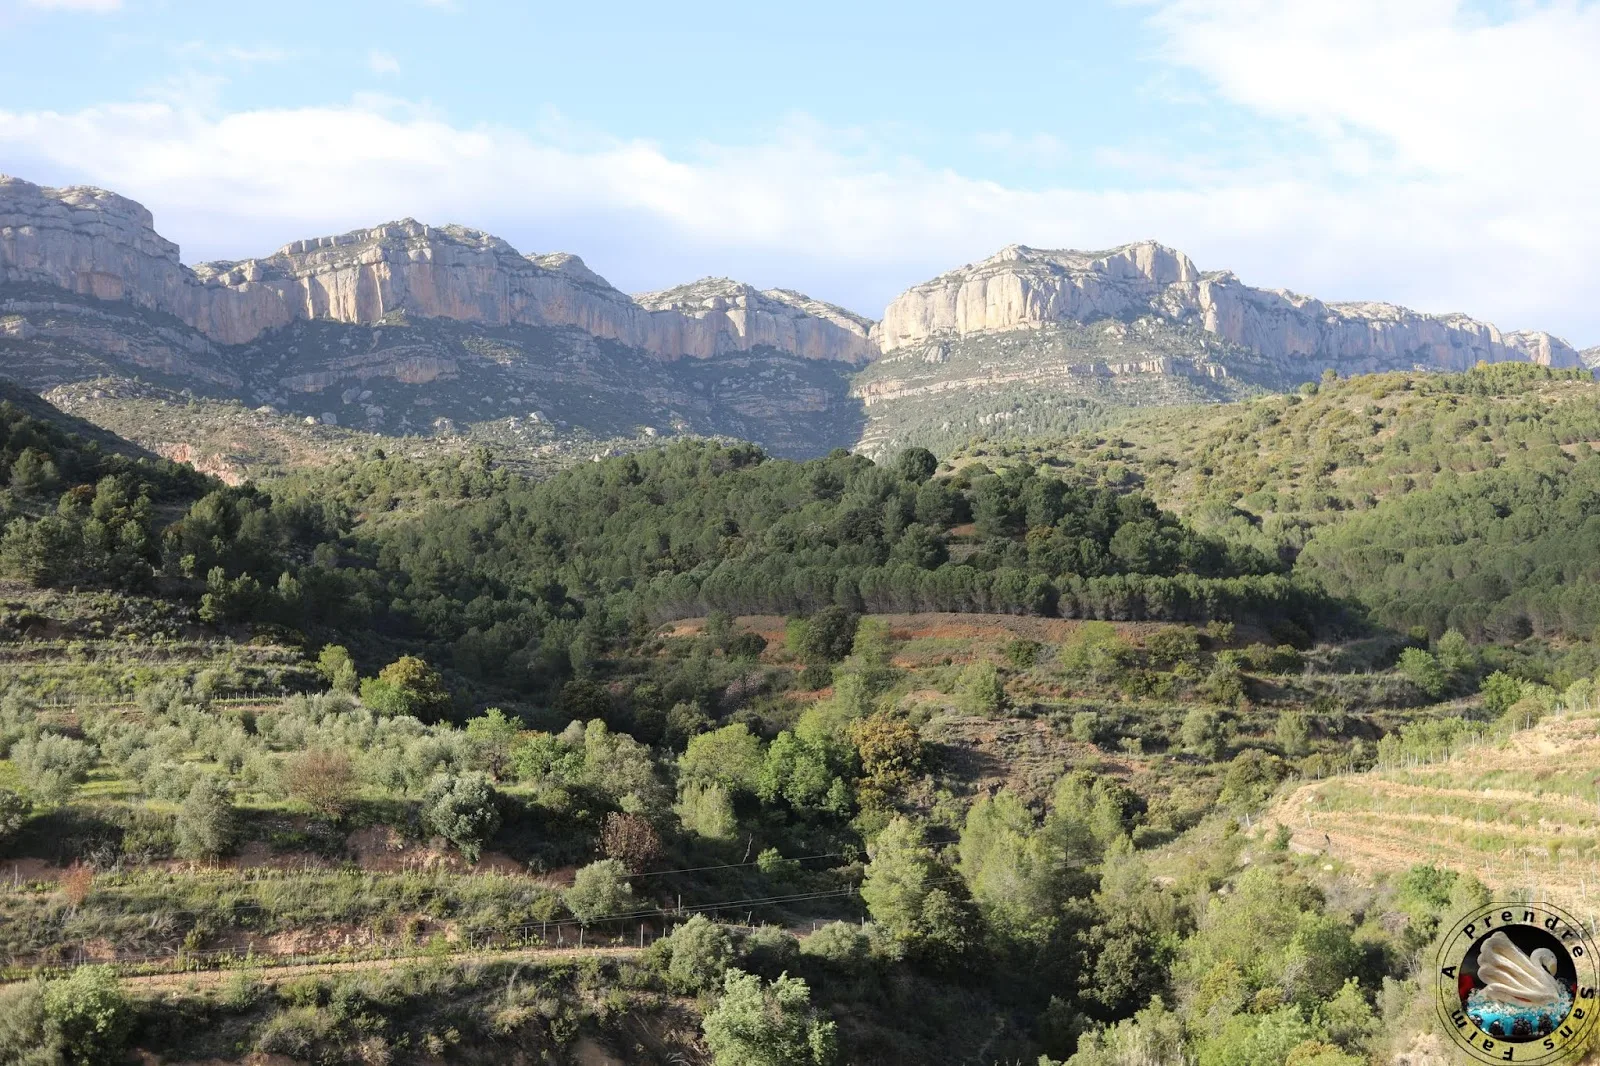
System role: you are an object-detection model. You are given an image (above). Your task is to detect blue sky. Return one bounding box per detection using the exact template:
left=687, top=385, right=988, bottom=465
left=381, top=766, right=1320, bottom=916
left=2, top=0, right=1597, bottom=345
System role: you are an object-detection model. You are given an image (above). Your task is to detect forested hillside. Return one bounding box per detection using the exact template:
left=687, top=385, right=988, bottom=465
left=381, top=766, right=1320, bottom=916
left=3, top=367, right=1600, bottom=1065
left=965, top=363, right=1600, bottom=641
left=2, top=396, right=1329, bottom=704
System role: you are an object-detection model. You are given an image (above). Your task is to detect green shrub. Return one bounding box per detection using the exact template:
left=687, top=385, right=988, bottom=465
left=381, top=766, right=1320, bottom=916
left=659, top=914, right=733, bottom=992
left=727, top=631, right=769, bottom=661
left=564, top=858, right=635, bottom=925
left=422, top=772, right=501, bottom=862
left=738, top=925, right=800, bottom=977
left=756, top=847, right=801, bottom=881
left=1181, top=706, right=1224, bottom=760
left=0, top=787, right=30, bottom=845
left=11, top=732, right=96, bottom=804
left=957, top=661, right=1006, bottom=716
left=0, top=980, right=61, bottom=1065
left=789, top=606, right=860, bottom=666
left=1218, top=749, right=1288, bottom=810
left=1060, top=622, right=1133, bottom=683
left=1275, top=710, right=1310, bottom=757
left=702, top=970, right=837, bottom=1066
left=676, top=781, right=738, bottom=841
left=799, top=921, right=872, bottom=972
left=1396, top=648, right=1446, bottom=699
left=174, top=776, right=236, bottom=860
left=43, top=966, right=130, bottom=1066
left=1480, top=670, right=1526, bottom=715
left=1145, top=627, right=1202, bottom=666
left=1004, top=639, right=1042, bottom=669
left=360, top=655, right=452, bottom=721
left=315, top=644, right=358, bottom=693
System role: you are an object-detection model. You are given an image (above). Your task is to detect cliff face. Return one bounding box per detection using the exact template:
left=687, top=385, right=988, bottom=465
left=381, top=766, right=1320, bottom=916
left=875, top=242, right=1582, bottom=370
left=0, top=176, right=872, bottom=363
left=3, top=173, right=1585, bottom=394
left=634, top=278, right=877, bottom=364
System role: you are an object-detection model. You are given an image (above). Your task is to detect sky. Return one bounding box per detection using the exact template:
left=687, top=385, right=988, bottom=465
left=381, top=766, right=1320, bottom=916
left=0, top=0, right=1595, bottom=345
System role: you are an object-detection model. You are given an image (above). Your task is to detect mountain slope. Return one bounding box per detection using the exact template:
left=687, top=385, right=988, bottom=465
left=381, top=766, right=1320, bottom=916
left=958, top=362, right=1600, bottom=643
left=0, top=176, right=879, bottom=460
left=850, top=315, right=1280, bottom=458
left=876, top=241, right=1580, bottom=369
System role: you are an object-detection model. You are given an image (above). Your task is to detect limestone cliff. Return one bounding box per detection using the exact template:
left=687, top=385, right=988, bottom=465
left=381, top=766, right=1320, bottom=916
left=4, top=174, right=1585, bottom=384
left=0, top=176, right=872, bottom=363
left=875, top=242, right=1581, bottom=370
left=633, top=278, right=876, bottom=364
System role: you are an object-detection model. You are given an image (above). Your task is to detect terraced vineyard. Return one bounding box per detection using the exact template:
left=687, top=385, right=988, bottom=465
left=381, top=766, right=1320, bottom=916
left=1275, top=709, right=1600, bottom=911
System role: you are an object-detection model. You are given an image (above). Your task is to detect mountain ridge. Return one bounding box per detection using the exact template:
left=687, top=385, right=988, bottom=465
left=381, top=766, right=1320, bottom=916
left=876, top=239, right=1582, bottom=371
left=3, top=173, right=1592, bottom=465
left=0, top=175, right=873, bottom=365
left=6, top=174, right=1582, bottom=376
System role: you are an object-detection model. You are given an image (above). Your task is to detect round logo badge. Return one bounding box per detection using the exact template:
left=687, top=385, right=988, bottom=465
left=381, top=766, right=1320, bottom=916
left=1435, top=902, right=1599, bottom=1064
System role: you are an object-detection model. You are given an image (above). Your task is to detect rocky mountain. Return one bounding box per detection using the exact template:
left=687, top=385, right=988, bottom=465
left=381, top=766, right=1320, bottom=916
left=2, top=173, right=1590, bottom=467
left=632, top=277, right=876, bottom=363
left=875, top=241, right=1581, bottom=371
left=0, top=176, right=873, bottom=460
left=851, top=240, right=1587, bottom=457
left=0, top=176, right=871, bottom=363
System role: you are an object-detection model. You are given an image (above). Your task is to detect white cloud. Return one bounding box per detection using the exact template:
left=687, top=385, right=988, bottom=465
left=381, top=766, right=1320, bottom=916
left=973, top=130, right=1072, bottom=166
left=23, top=0, right=120, bottom=9
left=1, top=1, right=1596, bottom=345
left=172, top=41, right=291, bottom=66
left=1131, top=0, right=1600, bottom=338
left=367, top=50, right=400, bottom=76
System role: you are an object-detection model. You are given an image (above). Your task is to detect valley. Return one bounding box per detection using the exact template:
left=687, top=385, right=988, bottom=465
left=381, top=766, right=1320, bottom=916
left=4, top=175, right=1600, bottom=1066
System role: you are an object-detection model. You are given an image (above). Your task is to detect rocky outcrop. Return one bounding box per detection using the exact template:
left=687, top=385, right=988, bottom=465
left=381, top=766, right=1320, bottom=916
left=633, top=278, right=876, bottom=364
left=150, top=442, right=246, bottom=486
left=875, top=242, right=1582, bottom=370
left=0, top=292, right=240, bottom=388
left=5, top=175, right=1585, bottom=378
left=0, top=176, right=873, bottom=363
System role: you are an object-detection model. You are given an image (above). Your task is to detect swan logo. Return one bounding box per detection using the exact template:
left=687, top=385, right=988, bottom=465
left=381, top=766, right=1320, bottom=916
left=1435, top=902, right=1599, bottom=1063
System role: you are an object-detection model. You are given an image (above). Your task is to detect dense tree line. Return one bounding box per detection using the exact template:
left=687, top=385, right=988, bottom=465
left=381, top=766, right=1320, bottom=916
left=0, top=397, right=214, bottom=589
left=1297, top=422, right=1600, bottom=640
left=976, top=364, right=1600, bottom=644
left=0, top=413, right=1325, bottom=690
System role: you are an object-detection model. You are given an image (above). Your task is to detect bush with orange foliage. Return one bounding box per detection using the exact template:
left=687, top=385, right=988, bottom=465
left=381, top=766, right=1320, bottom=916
left=280, top=749, right=358, bottom=819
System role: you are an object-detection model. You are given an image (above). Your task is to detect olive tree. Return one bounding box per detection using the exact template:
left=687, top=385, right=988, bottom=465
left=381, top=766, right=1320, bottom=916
left=422, top=772, right=501, bottom=862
